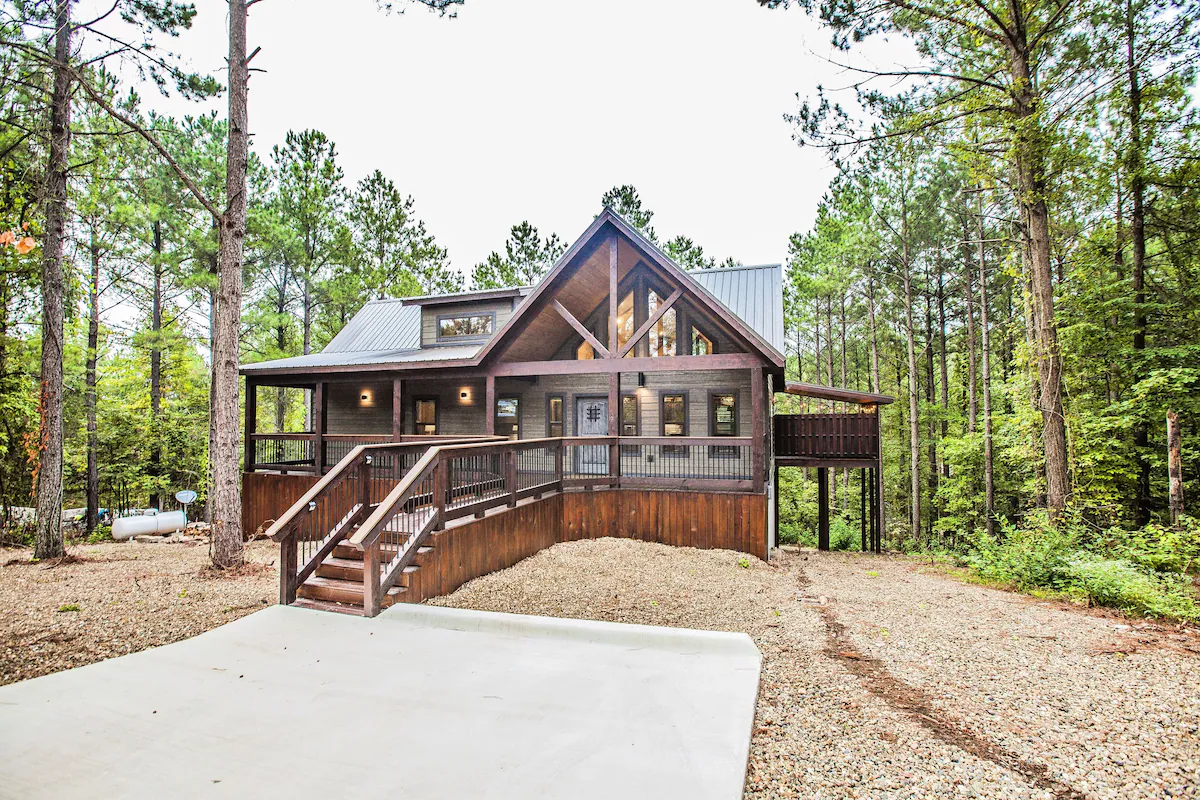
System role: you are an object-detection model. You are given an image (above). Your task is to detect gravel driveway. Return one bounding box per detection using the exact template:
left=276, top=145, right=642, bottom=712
left=431, top=539, right=1200, bottom=799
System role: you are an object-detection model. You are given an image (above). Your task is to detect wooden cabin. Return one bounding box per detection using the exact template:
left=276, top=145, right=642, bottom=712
left=242, top=209, right=891, bottom=615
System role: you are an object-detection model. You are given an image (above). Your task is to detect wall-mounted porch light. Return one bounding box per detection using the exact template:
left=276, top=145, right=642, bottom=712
left=359, top=388, right=374, bottom=407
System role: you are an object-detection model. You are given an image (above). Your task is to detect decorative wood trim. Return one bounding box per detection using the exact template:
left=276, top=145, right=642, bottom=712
left=485, top=375, right=495, bottom=436
left=392, top=377, right=403, bottom=441
left=609, top=235, right=619, bottom=353
left=552, top=299, right=609, bottom=358
left=615, top=286, right=683, bottom=358
left=490, top=352, right=765, bottom=377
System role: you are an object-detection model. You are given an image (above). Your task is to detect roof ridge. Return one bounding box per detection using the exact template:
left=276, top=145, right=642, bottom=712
left=687, top=263, right=781, bottom=274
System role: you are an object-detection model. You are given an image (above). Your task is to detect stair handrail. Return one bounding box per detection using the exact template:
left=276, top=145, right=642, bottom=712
left=265, top=444, right=375, bottom=543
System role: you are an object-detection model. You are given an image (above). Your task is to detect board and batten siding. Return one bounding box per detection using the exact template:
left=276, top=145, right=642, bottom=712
left=421, top=300, right=517, bottom=347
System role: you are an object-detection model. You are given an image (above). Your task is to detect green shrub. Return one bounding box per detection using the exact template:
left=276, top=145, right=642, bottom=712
left=963, top=512, right=1200, bottom=622
left=829, top=516, right=859, bottom=551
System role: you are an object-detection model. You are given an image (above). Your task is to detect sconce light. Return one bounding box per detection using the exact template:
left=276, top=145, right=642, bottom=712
left=360, top=393, right=369, bottom=401
left=460, top=391, right=468, bottom=399
left=359, top=388, right=374, bottom=406
left=637, top=372, right=645, bottom=387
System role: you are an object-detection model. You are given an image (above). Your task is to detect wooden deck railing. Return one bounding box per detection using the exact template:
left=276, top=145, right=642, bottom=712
left=773, top=413, right=879, bottom=460
left=266, top=437, right=501, bottom=604
left=248, top=432, right=498, bottom=474
left=271, top=435, right=756, bottom=615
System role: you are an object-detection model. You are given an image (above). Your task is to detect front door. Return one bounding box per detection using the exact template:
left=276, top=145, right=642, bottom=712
left=574, top=397, right=609, bottom=474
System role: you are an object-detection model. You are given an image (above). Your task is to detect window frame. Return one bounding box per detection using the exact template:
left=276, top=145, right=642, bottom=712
left=691, top=324, right=716, bottom=356
left=619, top=392, right=641, bottom=456
left=435, top=311, right=497, bottom=343
left=707, top=389, right=739, bottom=458
left=546, top=393, right=564, bottom=438
left=658, top=390, right=689, bottom=457
left=412, top=395, right=439, bottom=435
left=494, top=395, right=521, bottom=440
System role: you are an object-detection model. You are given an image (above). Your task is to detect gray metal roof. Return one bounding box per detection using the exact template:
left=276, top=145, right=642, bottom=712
left=242, top=344, right=482, bottom=372
left=687, top=263, right=784, bottom=354
left=242, top=241, right=784, bottom=374
left=323, top=299, right=421, bottom=353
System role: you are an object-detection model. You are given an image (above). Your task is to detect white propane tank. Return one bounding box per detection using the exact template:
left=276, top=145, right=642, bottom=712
left=112, top=509, right=187, bottom=541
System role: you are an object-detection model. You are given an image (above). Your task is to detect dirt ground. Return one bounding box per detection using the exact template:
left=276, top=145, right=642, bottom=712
left=0, top=539, right=277, bottom=686
left=3, top=537, right=1197, bottom=798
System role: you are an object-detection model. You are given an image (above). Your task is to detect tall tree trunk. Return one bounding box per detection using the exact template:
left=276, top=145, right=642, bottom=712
left=901, top=195, right=921, bottom=546
left=1126, top=0, right=1150, bottom=526
left=210, top=0, right=250, bottom=568
left=937, top=266, right=949, bottom=477
left=34, top=0, right=71, bottom=560
left=866, top=273, right=881, bottom=394
left=150, top=220, right=164, bottom=509
left=924, top=284, right=937, bottom=544
left=977, top=190, right=996, bottom=538
left=86, top=229, right=101, bottom=538
left=1010, top=35, right=1070, bottom=517
left=963, top=213, right=978, bottom=434
left=840, top=293, right=848, bottom=508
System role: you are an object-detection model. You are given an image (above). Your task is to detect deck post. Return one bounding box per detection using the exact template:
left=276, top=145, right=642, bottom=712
left=874, top=410, right=885, bottom=552
left=751, top=367, right=765, bottom=493
left=279, top=534, right=297, bottom=605
left=817, top=466, right=829, bottom=551
left=485, top=374, right=495, bottom=436
left=244, top=377, right=257, bottom=472
left=554, top=440, right=564, bottom=489
left=363, top=545, right=380, bottom=617
left=392, top=377, right=403, bottom=441
left=860, top=467, right=867, bottom=551
left=507, top=449, right=518, bottom=508
left=772, top=461, right=780, bottom=551
left=313, top=381, right=325, bottom=474
left=608, top=372, right=619, bottom=487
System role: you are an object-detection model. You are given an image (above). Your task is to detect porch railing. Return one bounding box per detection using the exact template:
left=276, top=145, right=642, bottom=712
left=248, top=432, right=495, bottom=474
left=773, top=413, right=879, bottom=460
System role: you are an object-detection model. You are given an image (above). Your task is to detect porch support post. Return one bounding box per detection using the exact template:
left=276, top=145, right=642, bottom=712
left=243, top=377, right=257, bottom=472
left=860, top=467, right=867, bottom=551
left=817, top=466, right=829, bottom=551
left=751, top=367, right=765, bottom=494
left=313, top=382, right=325, bottom=474
left=392, top=377, right=403, bottom=441
left=772, top=461, right=780, bottom=552
left=485, top=374, right=496, bottom=436
left=608, top=372, right=619, bottom=486
left=875, top=411, right=885, bottom=552
left=608, top=235, right=619, bottom=353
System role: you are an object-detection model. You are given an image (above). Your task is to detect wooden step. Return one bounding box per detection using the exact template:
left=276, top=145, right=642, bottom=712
left=291, top=597, right=366, bottom=616
left=315, top=556, right=365, bottom=582
left=296, top=575, right=406, bottom=607
left=395, top=564, right=420, bottom=588
left=331, top=541, right=405, bottom=561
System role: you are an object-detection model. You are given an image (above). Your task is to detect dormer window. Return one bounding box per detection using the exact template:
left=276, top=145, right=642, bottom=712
left=437, top=312, right=495, bottom=341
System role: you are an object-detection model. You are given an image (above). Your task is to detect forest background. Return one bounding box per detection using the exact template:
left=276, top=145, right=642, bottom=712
left=1, top=0, right=1197, bottom=618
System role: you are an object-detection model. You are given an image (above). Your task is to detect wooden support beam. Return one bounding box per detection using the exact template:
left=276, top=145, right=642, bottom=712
left=615, top=286, right=683, bottom=358
left=313, top=381, right=325, bottom=474
left=772, top=462, right=780, bottom=554
left=751, top=367, right=765, bottom=494
left=485, top=374, right=496, bottom=436
left=552, top=299, right=609, bottom=358
left=490, top=352, right=763, bottom=377
left=609, top=235, right=619, bottom=353
left=818, top=466, right=829, bottom=551
left=860, top=467, right=867, bottom=551
left=244, top=377, right=257, bottom=472
left=392, top=377, right=403, bottom=441
left=608, top=372, right=619, bottom=486
left=875, top=412, right=885, bottom=551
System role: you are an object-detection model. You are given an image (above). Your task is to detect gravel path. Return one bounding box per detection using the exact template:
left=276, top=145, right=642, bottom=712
left=431, top=539, right=1200, bottom=799
left=1, top=540, right=277, bottom=686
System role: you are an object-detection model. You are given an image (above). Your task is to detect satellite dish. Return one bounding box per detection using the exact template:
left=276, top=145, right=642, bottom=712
left=175, top=490, right=198, bottom=505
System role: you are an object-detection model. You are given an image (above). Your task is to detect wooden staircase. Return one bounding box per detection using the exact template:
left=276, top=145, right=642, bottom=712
left=292, top=541, right=433, bottom=615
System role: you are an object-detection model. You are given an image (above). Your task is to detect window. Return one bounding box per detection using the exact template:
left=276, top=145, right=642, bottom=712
left=709, top=392, right=738, bottom=457
left=547, top=395, right=564, bottom=438
left=576, top=340, right=595, bottom=359
left=691, top=326, right=714, bottom=356
left=495, top=397, right=520, bottom=440
left=414, top=398, right=437, bottom=435
left=648, top=290, right=677, bottom=357
left=437, top=312, right=495, bottom=341
left=617, top=291, right=635, bottom=354
left=660, top=392, right=687, bottom=456
left=619, top=393, right=640, bottom=456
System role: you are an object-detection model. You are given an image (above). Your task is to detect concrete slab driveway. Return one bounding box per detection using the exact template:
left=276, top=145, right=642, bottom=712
left=0, top=603, right=760, bottom=799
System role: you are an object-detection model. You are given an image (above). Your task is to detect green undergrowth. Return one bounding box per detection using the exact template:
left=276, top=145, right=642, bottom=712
left=959, top=513, right=1200, bottom=622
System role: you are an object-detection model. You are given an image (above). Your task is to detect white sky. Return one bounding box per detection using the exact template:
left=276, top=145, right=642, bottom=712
left=135, top=0, right=866, bottom=279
